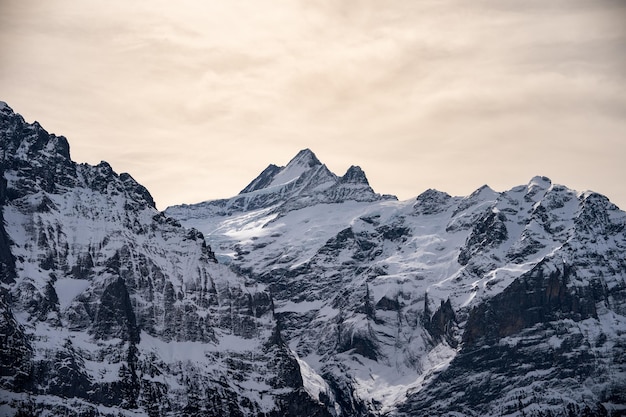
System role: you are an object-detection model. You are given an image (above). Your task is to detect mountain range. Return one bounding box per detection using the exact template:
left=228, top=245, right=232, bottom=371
left=1, top=101, right=625, bottom=416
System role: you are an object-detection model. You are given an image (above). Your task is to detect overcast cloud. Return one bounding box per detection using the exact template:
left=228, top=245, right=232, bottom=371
left=1, top=0, right=625, bottom=209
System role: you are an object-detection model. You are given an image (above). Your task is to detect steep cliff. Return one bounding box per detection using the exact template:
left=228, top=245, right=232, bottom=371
left=170, top=159, right=626, bottom=416
left=0, top=102, right=332, bottom=416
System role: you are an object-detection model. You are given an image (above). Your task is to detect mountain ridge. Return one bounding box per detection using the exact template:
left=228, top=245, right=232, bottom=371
left=0, top=101, right=333, bottom=416
left=168, top=152, right=626, bottom=416
left=166, top=148, right=395, bottom=221
left=1, top=101, right=625, bottom=416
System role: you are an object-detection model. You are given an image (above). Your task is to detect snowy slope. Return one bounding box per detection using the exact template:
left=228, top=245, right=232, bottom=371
left=0, top=102, right=332, bottom=417
left=169, top=150, right=626, bottom=417
left=2, top=98, right=624, bottom=416
left=166, top=149, right=394, bottom=223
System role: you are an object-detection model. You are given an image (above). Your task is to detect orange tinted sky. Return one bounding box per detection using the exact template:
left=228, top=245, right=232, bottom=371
left=1, top=0, right=625, bottom=209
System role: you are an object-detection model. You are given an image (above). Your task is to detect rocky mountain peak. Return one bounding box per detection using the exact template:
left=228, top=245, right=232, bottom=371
left=340, top=165, right=369, bottom=185
left=413, top=188, right=453, bottom=215
left=175, top=149, right=393, bottom=218
left=239, top=164, right=282, bottom=194
left=239, top=149, right=323, bottom=195
left=0, top=103, right=71, bottom=163
left=0, top=101, right=12, bottom=115
left=264, top=149, right=326, bottom=190
left=287, top=148, right=322, bottom=169
left=1, top=103, right=156, bottom=210
left=525, top=175, right=552, bottom=201
left=528, top=175, right=552, bottom=190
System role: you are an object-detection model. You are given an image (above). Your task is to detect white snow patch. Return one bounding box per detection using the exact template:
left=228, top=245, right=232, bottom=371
left=295, top=355, right=330, bottom=401
left=275, top=299, right=325, bottom=313
left=351, top=343, right=458, bottom=414
left=268, top=164, right=308, bottom=188
left=54, top=278, right=91, bottom=310
left=139, top=332, right=261, bottom=364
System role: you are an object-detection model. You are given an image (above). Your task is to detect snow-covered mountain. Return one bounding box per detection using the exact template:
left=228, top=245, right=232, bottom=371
left=168, top=154, right=626, bottom=416
left=1, top=99, right=625, bottom=417
left=0, top=102, right=332, bottom=416
left=167, top=148, right=395, bottom=222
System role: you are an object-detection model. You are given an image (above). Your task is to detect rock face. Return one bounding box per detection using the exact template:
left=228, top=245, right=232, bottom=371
left=169, top=159, right=626, bottom=416
left=2, top=100, right=626, bottom=417
left=166, top=148, right=395, bottom=223
left=0, top=102, right=332, bottom=416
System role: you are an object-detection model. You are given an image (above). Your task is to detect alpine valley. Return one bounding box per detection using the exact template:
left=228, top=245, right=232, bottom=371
left=1, top=102, right=625, bottom=417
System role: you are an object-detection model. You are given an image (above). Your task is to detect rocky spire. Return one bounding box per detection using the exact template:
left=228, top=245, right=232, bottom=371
left=286, top=148, right=322, bottom=169
left=340, top=165, right=369, bottom=185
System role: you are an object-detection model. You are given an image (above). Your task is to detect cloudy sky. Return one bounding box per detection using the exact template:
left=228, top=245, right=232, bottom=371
left=1, top=0, right=625, bottom=210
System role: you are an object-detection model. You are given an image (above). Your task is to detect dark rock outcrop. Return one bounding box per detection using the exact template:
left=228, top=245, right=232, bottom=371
left=463, top=261, right=597, bottom=346
left=4, top=100, right=626, bottom=417
left=0, top=102, right=332, bottom=417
